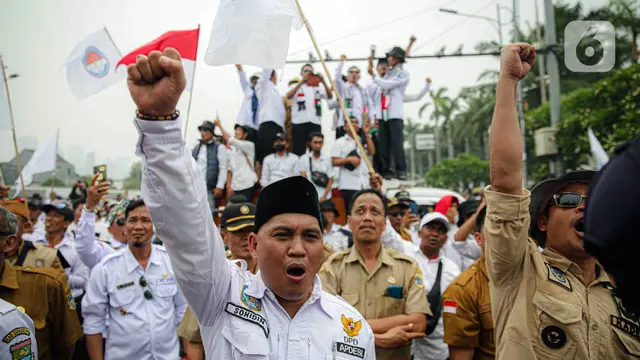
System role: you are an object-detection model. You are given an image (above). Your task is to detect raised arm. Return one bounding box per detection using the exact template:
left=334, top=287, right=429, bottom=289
left=75, top=175, right=114, bottom=269
left=373, top=70, right=410, bottom=91
left=405, top=35, right=417, bottom=57
left=236, top=64, right=250, bottom=92
left=127, top=48, right=231, bottom=325
left=256, top=68, right=273, bottom=102
left=334, top=57, right=346, bottom=96
left=404, top=78, right=431, bottom=103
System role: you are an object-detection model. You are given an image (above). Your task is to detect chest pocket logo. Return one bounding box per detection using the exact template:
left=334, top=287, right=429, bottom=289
left=155, top=277, right=177, bottom=297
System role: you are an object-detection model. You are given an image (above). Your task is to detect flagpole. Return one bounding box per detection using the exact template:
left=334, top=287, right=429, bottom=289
left=183, top=24, right=201, bottom=140
left=1, top=54, right=30, bottom=209
left=292, top=0, right=374, bottom=173
left=49, top=129, right=59, bottom=197
left=103, top=26, right=123, bottom=57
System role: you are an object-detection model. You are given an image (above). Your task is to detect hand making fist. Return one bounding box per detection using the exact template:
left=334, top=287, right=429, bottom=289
left=127, top=48, right=186, bottom=117
left=500, top=43, right=536, bottom=82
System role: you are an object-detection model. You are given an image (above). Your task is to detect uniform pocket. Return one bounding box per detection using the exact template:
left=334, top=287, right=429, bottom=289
left=156, top=283, right=178, bottom=298
left=221, top=325, right=269, bottom=359
left=381, top=297, right=405, bottom=317
left=341, top=293, right=358, bottom=307
left=532, top=290, right=580, bottom=359
left=109, top=289, right=135, bottom=307
left=479, top=305, right=495, bottom=347
left=612, top=326, right=640, bottom=357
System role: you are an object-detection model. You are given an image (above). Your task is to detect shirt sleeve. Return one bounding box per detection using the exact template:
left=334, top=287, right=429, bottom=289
left=318, top=262, right=339, bottom=295
left=483, top=187, right=531, bottom=287
left=135, top=116, right=231, bottom=327
left=50, top=272, right=83, bottom=349
left=177, top=307, right=203, bottom=343
left=334, top=62, right=345, bottom=97
left=403, top=81, right=431, bottom=103
left=442, top=283, right=480, bottom=348
left=405, top=263, right=432, bottom=316
left=237, top=70, right=250, bottom=93
left=451, top=233, right=482, bottom=262
left=330, top=140, right=342, bottom=159
left=256, top=68, right=273, bottom=102
left=216, top=146, right=229, bottom=189
left=173, top=282, right=188, bottom=326
left=373, top=70, right=410, bottom=91
left=260, top=156, right=271, bottom=186
left=294, top=155, right=306, bottom=175
left=81, top=263, right=109, bottom=335
left=68, top=252, right=90, bottom=291
left=229, top=138, right=255, bottom=164
left=75, top=209, right=112, bottom=269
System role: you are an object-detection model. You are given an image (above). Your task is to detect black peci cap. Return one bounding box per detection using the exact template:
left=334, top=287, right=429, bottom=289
left=457, top=199, right=481, bottom=227
left=254, top=176, right=322, bottom=233
left=319, top=200, right=339, bottom=218
left=221, top=203, right=256, bottom=232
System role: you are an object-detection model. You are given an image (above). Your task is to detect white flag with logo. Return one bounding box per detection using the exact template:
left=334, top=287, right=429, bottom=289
left=0, top=56, right=12, bottom=130
left=66, top=28, right=122, bottom=100
left=14, top=129, right=59, bottom=196
left=204, top=0, right=303, bottom=69
left=588, top=128, right=609, bottom=170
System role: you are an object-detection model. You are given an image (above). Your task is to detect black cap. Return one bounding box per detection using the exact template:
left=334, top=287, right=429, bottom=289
left=529, top=170, right=595, bottom=246
left=386, top=47, right=406, bottom=62
left=254, top=176, right=321, bottom=233
left=227, top=194, right=249, bottom=204
left=457, top=199, right=481, bottom=227
left=275, top=132, right=286, bottom=141
left=319, top=200, right=339, bottom=218
left=221, top=203, right=256, bottom=232
left=43, top=202, right=74, bottom=222
left=197, top=121, right=215, bottom=132
left=234, top=124, right=250, bottom=133
left=394, top=190, right=412, bottom=204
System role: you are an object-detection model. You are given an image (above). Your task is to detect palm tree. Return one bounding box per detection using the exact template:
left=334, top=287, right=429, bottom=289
left=428, top=87, right=447, bottom=162
left=609, top=0, right=640, bottom=63
left=452, top=84, right=496, bottom=160
left=403, top=118, right=422, bottom=179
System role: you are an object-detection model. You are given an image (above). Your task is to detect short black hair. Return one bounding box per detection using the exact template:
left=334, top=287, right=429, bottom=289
left=349, top=189, right=387, bottom=216
left=476, top=207, right=486, bottom=232
left=308, top=132, right=324, bottom=142
left=228, top=194, right=249, bottom=204
left=125, top=199, right=146, bottom=220
left=301, top=63, right=313, bottom=72
left=72, top=199, right=85, bottom=212
left=377, top=58, right=388, bottom=66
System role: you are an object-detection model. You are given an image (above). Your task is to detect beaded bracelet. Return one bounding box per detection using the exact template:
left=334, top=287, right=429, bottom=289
left=136, top=109, right=180, bottom=121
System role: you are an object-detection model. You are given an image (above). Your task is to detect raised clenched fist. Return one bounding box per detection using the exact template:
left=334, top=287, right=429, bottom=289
left=127, top=48, right=186, bottom=117
left=500, top=43, right=536, bottom=82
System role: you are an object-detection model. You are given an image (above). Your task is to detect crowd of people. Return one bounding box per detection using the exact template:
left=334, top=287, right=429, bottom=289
left=0, top=40, right=638, bottom=360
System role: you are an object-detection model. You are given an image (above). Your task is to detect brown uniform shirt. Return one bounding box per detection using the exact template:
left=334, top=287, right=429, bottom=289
left=319, top=246, right=431, bottom=360
left=443, top=256, right=495, bottom=360
left=0, top=261, right=83, bottom=360
left=484, top=188, right=640, bottom=359
left=8, top=241, right=65, bottom=274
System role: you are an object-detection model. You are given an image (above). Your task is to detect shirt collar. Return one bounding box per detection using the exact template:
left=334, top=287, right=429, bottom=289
left=345, top=246, right=395, bottom=267
left=542, top=245, right=613, bottom=286
left=0, top=261, right=19, bottom=290
left=124, top=245, right=162, bottom=274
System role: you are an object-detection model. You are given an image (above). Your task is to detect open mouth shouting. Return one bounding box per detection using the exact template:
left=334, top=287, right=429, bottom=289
left=285, top=263, right=307, bottom=283
left=571, top=216, right=585, bottom=239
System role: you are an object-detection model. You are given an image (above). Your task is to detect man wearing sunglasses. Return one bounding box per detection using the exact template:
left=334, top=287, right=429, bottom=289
left=82, top=199, right=187, bottom=360
left=387, top=197, right=413, bottom=242
left=484, top=43, right=635, bottom=359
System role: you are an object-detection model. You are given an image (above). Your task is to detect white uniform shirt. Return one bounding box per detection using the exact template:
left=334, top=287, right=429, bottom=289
left=256, top=68, right=285, bottom=128
left=109, top=235, right=127, bottom=250
left=82, top=245, right=187, bottom=360
left=0, top=298, right=38, bottom=360
left=449, top=232, right=482, bottom=271
left=372, top=65, right=410, bottom=120
left=334, top=62, right=375, bottom=127
left=217, top=138, right=258, bottom=191
left=75, top=209, right=115, bottom=269
left=324, top=224, right=350, bottom=252
left=331, top=135, right=370, bottom=191
left=34, top=233, right=90, bottom=299
left=295, top=152, right=334, bottom=200
left=236, top=70, right=259, bottom=130
left=290, top=83, right=327, bottom=125
left=368, top=80, right=430, bottom=120
left=134, top=116, right=375, bottom=360
left=260, top=152, right=300, bottom=187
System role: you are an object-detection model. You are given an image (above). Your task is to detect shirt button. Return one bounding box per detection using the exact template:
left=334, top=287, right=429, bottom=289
left=367, top=300, right=373, bottom=306
left=591, top=324, right=598, bottom=331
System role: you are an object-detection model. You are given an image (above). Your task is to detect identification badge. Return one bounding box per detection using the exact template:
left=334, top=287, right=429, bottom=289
left=224, top=303, right=269, bottom=338
left=156, top=277, right=175, bottom=285
left=116, top=281, right=134, bottom=290
left=332, top=340, right=366, bottom=359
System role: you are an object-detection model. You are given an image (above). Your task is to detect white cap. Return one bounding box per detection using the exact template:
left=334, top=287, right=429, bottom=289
left=419, top=212, right=451, bottom=232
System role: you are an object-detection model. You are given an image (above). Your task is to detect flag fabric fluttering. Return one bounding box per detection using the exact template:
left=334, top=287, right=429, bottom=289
left=14, top=129, right=59, bottom=196
left=117, top=29, right=200, bottom=91
left=66, top=28, right=123, bottom=101
left=204, top=0, right=302, bottom=69
left=588, top=128, right=609, bottom=170
left=0, top=55, right=13, bottom=130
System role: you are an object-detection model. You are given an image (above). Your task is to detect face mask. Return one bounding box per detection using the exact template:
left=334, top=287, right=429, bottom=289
left=274, top=144, right=286, bottom=152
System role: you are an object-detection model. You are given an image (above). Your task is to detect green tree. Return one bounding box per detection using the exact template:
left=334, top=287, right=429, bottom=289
left=124, top=161, right=142, bottom=190
left=424, top=154, right=489, bottom=190
left=41, top=177, right=65, bottom=187
left=608, top=0, right=640, bottom=63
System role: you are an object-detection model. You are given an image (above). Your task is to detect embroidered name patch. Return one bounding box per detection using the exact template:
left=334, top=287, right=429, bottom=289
left=335, top=341, right=365, bottom=359
left=225, top=303, right=269, bottom=338
left=546, top=263, right=572, bottom=292
left=116, top=281, right=134, bottom=290
left=2, top=328, right=30, bottom=344
left=156, top=277, right=175, bottom=285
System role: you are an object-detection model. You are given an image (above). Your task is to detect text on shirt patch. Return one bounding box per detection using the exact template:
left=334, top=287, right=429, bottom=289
left=334, top=341, right=365, bottom=359
left=341, top=314, right=362, bottom=337
left=545, top=263, right=572, bottom=292
left=116, top=281, right=134, bottom=290
left=240, top=284, right=262, bottom=312
left=156, top=277, right=175, bottom=285
left=611, top=294, right=640, bottom=340
left=225, top=303, right=269, bottom=338
left=2, top=328, right=30, bottom=344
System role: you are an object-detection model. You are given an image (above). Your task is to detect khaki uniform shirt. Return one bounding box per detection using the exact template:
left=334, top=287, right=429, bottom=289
left=319, top=245, right=431, bottom=360
left=8, top=241, right=64, bottom=274
left=323, top=242, right=335, bottom=263
left=484, top=188, right=640, bottom=359
left=443, top=256, right=495, bottom=360
left=0, top=261, right=83, bottom=360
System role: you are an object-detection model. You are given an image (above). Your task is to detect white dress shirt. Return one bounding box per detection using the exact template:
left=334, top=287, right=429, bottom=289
left=82, top=245, right=186, bottom=360
left=0, top=298, right=38, bottom=360
left=295, top=152, right=334, bottom=200
left=75, top=209, right=115, bottom=269
left=331, top=135, right=370, bottom=191
left=109, top=235, right=127, bottom=250
left=257, top=68, right=285, bottom=128
left=323, top=224, right=350, bottom=252
left=368, top=80, right=430, bottom=120
left=134, top=116, right=375, bottom=360
left=449, top=232, right=482, bottom=271
left=217, top=138, right=258, bottom=191
left=34, top=233, right=90, bottom=299
left=372, top=65, right=410, bottom=120
left=260, top=152, right=300, bottom=187
left=290, top=83, right=328, bottom=125
left=236, top=70, right=259, bottom=130
left=334, top=62, right=375, bottom=127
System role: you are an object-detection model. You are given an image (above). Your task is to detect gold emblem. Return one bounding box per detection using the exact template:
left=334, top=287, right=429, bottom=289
left=341, top=314, right=362, bottom=337
left=162, top=273, right=168, bottom=279
left=16, top=306, right=25, bottom=313
left=120, top=308, right=127, bottom=316
left=240, top=206, right=250, bottom=215
left=388, top=276, right=396, bottom=284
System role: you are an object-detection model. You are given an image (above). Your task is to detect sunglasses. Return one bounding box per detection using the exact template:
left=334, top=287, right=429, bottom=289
left=116, top=218, right=126, bottom=227
left=139, top=276, right=153, bottom=300
left=552, top=192, right=587, bottom=208
left=388, top=210, right=406, bottom=217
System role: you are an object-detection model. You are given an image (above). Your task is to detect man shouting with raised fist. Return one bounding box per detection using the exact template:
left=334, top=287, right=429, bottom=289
left=484, top=43, right=638, bottom=359
left=128, top=48, right=375, bottom=359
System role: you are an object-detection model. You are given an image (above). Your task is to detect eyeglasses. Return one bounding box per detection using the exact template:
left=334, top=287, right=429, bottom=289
left=552, top=192, right=587, bottom=208
left=388, top=210, right=406, bottom=218
left=139, top=276, right=153, bottom=300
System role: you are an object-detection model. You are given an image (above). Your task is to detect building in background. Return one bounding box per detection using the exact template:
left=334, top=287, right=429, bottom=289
left=67, top=145, right=87, bottom=175
left=0, top=149, right=80, bottom=186
left=17, top=136, right=37, bottom=152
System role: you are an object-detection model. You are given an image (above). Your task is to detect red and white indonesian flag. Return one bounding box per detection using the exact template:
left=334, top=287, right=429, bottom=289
left=65, top=28, right=122, bottom=100
left=204, top=0, right=302, bottom=69
left=117, top=28, right=200, bottom=92
left=443, top=300, right=457, bottom=314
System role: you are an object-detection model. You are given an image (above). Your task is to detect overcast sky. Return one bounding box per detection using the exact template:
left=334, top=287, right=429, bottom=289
left=0, top=0, right=606, bottom=179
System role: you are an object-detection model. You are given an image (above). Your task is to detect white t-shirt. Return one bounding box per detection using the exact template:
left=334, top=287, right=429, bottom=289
left=289, top=84, right=327, bottom=125
left=260, top=152, right=300, bottom=187
left=295, top=152, right=335, bottom=200
left=330, top=135, right=370, bottom=191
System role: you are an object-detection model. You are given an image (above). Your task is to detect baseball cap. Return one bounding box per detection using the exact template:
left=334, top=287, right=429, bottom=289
left=275, top=133, right=286, bottom=141
left=0, top=200, right=30, bottom=221
left=387, top=197, right=409, bottom=209
left=197, top=121, right=215, bottom=133
left=42, top=202, right=74, bottom=222
left=419, top=212, right=451, bottom=232
left=221, top=203, right=256, bottom=232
